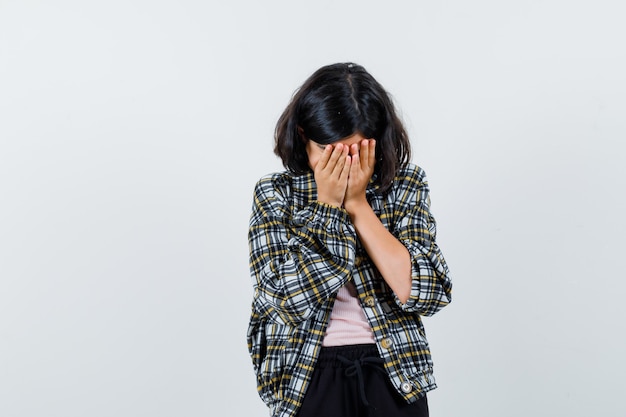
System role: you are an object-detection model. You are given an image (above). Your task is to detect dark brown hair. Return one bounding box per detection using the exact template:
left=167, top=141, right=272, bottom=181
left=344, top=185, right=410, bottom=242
left=274, top=63, right=411, bottom=193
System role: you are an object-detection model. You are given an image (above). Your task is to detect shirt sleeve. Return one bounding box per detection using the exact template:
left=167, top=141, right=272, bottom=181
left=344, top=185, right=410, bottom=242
left=391, top=166, right=452, bottom=315
left=248, top=174, right=358, bottom=325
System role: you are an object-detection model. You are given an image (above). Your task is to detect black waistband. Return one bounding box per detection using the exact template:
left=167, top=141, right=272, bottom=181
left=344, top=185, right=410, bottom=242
left=316, top=344, right=379, bottom=367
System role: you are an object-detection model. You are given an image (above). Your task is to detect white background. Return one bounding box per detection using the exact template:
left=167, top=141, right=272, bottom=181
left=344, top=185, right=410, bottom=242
left=1, top=1, right=625, bottom=416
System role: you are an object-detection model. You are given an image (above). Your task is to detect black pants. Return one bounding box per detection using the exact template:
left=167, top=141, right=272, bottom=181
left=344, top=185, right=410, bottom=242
left=297, top=344, right=429, bottom=417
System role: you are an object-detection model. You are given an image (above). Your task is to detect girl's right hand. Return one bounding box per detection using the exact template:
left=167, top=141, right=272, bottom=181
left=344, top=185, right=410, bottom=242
left=314, top=143, right=351, bottom=207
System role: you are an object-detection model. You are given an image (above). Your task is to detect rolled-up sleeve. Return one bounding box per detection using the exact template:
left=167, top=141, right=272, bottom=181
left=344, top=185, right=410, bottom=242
left=248, top=175, right=357, bottom=325
left=391, top=167, right=452, bottom=315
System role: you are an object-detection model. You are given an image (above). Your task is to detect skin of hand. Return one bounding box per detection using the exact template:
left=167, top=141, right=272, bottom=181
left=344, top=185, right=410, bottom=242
left=313, top=143, right=351, bottom=207
left=309, top=137, right=412, bottom=303
left=343, top=139, right=376, bottom=209
left=342, top=139, right=413, bottom=304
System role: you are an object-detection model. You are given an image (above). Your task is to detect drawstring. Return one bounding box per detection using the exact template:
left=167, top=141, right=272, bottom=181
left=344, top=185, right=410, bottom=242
left=337, top=354, right=385, bottom=408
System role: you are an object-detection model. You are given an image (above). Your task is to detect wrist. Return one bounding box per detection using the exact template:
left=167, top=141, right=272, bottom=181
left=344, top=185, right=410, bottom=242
left=316, top=194, right=343, bottom=208
left=343, top=195, right=369, bottom=215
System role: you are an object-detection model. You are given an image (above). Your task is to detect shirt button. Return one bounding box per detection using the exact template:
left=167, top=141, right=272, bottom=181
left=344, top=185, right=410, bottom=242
left=381, top=338, right=393, bottom=349
left=401, top=382, right=413, bottom=393
left=363, top=296, right=375, bottom=307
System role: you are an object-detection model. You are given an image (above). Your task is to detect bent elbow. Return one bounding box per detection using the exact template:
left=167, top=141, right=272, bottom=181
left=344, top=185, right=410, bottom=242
left=253, top=287, right=317, bottom=326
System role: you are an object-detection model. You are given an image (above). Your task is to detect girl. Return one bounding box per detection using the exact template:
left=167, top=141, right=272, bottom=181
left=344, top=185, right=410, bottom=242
left=247, top=63, right=452, bottom=417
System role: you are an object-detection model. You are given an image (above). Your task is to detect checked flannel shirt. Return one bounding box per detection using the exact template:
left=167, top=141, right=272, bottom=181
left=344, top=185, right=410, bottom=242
left=247, top=163, right=452, bottom=417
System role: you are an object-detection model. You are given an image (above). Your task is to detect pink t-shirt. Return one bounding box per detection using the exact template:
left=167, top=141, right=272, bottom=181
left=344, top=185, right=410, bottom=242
left=322, top=281, right=376, bottom=346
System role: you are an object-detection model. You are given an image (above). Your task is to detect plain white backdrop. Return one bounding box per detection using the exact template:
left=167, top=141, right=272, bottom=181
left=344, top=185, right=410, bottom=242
left=1, top=1, right=625, bottom=416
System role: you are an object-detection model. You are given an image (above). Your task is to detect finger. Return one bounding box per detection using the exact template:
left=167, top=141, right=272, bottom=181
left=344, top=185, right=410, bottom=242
left=331, top=144, right=349, bottom=176
left=325, top=144, right=345, bottom=174
left=350, top=147, right=361, bottom=174
left=339, top=154, right=351, bottom=182
left=350, top=143, right=359, bottom=157
left=324, top=143, right=345, bottom=171
left=316, top=144, right=333, bottom=171
left=360, top=139, right=369, bottom=168
left=368, top=139, right=376, bottom=168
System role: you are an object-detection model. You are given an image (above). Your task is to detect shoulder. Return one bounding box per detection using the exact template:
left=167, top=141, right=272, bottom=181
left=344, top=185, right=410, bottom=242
left=250, top=172, right=295, bottom=220
left=254, top=171, right=293, bottom=193
left=392, top=163, right=429, bottom=192
left=251, top=171, right=306, bottom=211
left=383, top=163, right=432, bottom=210
left=253, top=170, right=315, bottom=198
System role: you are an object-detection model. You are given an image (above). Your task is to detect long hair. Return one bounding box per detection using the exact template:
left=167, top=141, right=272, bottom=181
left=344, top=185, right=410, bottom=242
left=274, top=63, right=411, bottom=193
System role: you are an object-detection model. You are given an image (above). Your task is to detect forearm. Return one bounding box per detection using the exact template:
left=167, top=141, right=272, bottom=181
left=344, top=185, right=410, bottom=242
left=250, top=200, right=357, bottom=324
left=345, top=198, right=412, bottom=303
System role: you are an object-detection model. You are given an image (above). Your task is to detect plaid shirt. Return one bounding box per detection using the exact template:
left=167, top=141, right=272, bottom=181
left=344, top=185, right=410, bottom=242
left=247, top=163, right=452, bottom=417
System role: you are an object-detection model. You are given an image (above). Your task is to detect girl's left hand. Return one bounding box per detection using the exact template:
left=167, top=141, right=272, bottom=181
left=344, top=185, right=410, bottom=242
left=344, top=139, right=376, bottom=209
